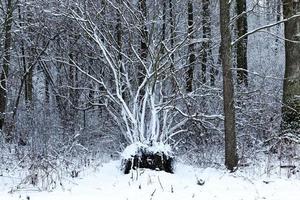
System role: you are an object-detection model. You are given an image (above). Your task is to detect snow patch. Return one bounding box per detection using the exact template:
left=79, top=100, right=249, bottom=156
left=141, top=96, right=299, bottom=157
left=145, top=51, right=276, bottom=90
left=121, top=142, right=173, bottom=159
left=2, top=160, right=300, bottom=200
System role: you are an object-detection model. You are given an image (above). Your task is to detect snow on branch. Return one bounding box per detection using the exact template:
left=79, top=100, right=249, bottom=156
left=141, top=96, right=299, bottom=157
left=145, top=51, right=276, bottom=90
left=232, top=14, right=300, bottom=46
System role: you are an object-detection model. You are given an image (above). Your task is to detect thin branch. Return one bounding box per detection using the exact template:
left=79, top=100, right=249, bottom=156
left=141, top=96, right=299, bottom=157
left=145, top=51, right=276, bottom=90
left=232, top=14, right=300, bottom=46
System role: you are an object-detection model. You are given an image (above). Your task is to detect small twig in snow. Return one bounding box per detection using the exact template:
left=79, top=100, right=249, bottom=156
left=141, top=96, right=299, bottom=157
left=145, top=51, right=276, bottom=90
left=150, top=189, right=156, bottom=200
left=157, top=176, right=164, bottom=191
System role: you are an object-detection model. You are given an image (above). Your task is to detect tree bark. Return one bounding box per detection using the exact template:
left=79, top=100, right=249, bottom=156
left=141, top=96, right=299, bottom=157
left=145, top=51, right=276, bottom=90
left=275, top=0, right=282, bottom=54
left=0, top=0, right=14, bottom=140
left=236, top=0, right=248, bottom=87
left=116, top=0, right=125, bottom=100
left=282, top=0, right=300, bottom=134
left=186, top=0, right=195, bottom=93
left=138, top=0, right=148, bottom=98
left=169, top=0, right=177, bottom=93
left=161, top=0, right=167, bottom=55
left=24, top=56, right=34, bottom=105
left=201, top=0, right=213, bottom=85
left=20, top=3, right=34, bottom=108
left=219, top=0, right=238, bottom=171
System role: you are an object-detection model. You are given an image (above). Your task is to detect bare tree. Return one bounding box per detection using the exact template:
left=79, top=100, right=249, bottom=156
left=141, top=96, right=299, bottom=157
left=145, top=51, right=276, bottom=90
left=0, top=0, right=14, bottom=142
left=219, top=0, right=238, bottom=171
left=236, top=0, right=248, bottom=87
left=201, top=0, right=213, bottom=85
left=138, top=0, right=148, bottom=98
left=186, top=0, right=195, bottom=93
left=169, top=0, right=177, bottom=93
left=274, top=0, right=282, bottom=54
left=282, top=0, right=300, bottom=135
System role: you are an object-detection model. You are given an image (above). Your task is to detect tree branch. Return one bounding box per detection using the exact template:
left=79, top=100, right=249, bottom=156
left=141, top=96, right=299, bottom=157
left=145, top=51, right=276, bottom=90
left=232, top=14, right=300, bottom=46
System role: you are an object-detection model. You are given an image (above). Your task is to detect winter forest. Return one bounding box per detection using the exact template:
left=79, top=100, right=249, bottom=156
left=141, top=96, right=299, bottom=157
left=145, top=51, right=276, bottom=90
left=0, top=0, right=300, bottom=199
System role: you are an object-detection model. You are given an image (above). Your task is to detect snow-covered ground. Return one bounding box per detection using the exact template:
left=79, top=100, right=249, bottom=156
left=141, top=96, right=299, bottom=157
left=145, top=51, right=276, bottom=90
left=1, top=160, right=300, bottom=200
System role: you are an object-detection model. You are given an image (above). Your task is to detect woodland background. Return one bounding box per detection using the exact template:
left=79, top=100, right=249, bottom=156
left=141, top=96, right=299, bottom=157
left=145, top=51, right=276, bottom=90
left=0, top=0, right=299, bottom=188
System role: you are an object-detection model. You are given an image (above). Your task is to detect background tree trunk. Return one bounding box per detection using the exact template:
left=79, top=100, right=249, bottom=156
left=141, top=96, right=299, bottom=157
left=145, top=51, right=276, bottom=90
left=0, top=0, right=14, bottom=141
left=138, top=0, right=148, bottom=98
left=275, top=0, right=282, bottom=54
left=169, top=0, right=177, bottom=93
left=161, top=0, right=167, bottom=55
left=282, top=0, right=300, bottom=134
left=236, top=0, right=248, bottom=87
left=186, top=0, right=195, bottom=93
left=219, top=0, right=238, bottom=171
left=201, top=0, right=213, bottom=85
left=24, top=55, right=34, bottom=106
left=116, top=0, right=124, bottom=100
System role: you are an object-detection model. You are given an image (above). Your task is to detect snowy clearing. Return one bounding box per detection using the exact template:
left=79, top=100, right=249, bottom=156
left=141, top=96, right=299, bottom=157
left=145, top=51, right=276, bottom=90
left=1, top=160, right=300, bottom=200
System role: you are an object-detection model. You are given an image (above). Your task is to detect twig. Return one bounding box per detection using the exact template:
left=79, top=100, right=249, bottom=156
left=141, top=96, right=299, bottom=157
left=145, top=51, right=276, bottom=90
left=157, top=176, right=164, bottom=191
left=11, top=154, right=28, bottom=172
left=150, top=189, right=156, bottom=200
left=232, top=14, right=300, bottom=46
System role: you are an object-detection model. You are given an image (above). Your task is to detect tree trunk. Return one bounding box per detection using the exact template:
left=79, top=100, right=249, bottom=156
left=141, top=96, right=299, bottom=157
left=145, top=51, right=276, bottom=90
left=219, top=0, right=238, bottom=171
left=161, top=0, right=167, bottom=55
left=24, top=56, right=34, bottom=105
left=169, top=0, right=177, bottom=93
left=236, top=0, right=248, bottom=87
left=0, top=0, right=14, bottom=141
left=186, top=0, right=195, bottom=93
left=20, top=3, right=34, bottom=108
left=67, top=52, right=78, bottom=136
left=116, top=0, right=125, bottom=100
left=282, top=0, right=300, bottom=134
left=275, top=0, right=282, bottom=54
left=201, top=0, right=213, bottom=85
left=45, top=75, right=50, bottom=105
left=138, top=0, right=148, bottom=98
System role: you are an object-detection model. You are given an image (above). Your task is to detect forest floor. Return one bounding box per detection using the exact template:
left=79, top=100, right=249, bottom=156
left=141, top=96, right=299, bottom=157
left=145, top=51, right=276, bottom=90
left=1, top=159, right=300, bottom=200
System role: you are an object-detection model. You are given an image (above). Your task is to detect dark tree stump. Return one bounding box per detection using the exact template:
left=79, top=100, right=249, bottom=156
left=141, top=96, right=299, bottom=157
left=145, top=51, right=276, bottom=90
left=122, top=144, right=174, bottom=174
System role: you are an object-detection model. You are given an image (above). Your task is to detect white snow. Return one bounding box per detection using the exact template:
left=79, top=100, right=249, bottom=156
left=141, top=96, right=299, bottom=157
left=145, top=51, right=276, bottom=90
left=1, top=160, right=300, bottom=200
left=121, top=142, right=173, bottom=159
